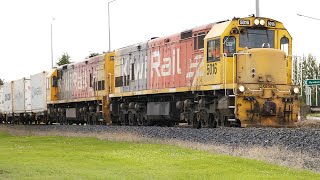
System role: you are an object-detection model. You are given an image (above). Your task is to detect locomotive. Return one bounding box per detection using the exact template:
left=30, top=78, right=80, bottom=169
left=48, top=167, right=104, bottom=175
left=0, top=16, right=299, bottom=127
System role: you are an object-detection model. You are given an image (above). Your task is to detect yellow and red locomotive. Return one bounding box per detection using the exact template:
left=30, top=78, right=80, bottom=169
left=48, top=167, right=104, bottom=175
left=109, top=16, right=299, bottom=127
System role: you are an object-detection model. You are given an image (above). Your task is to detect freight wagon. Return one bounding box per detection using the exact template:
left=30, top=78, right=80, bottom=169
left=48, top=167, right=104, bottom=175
left=0, top=85, right=4, bottom=122
left=30, top=71, right=50, bottom=124
left=3, top=82, right=13, bottom=123
left=13, top=78, right=32, bottom=124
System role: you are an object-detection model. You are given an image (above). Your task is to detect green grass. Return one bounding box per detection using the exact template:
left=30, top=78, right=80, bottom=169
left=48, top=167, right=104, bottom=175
left=310, top=113, right=320, bottom=117
left=0, top=133, right=318, bottom=179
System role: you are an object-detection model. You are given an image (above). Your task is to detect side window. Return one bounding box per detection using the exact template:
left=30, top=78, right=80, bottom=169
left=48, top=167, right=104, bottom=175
left=98, top=81, right=102, bottom=91
left=115, top=76, right=123, bottom=87
left=193, top=34, right=197, bottom=50
left=47, top=78, right=50, bottom=89
left=280, top=37, right=289, bottom=56
left=207, top=39, right=220, bottom=62
left=102, top=80, right=105, bottom=91
left=223, top=36, right=236, bottom=56
left=89, top=73, right=92, bottom=87
left=52, top=76, right=58, bottom=87
left=198, top=33, right=205, bottom=49
left=131, top=63, right=134, bottom=81
left=194, top=32, right=206, bottom=50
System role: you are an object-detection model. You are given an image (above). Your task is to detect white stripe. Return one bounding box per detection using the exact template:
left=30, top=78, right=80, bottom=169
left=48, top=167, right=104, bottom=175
left=212, top=85, right=221, bottom=90
left=186, top=72, right=194, bottom=78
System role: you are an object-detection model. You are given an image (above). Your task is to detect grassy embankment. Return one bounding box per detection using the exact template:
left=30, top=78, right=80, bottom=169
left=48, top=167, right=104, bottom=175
left=0, top=133, right=318, bottom=179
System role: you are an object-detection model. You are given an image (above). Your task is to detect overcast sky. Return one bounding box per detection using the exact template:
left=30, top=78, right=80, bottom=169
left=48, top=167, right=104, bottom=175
left=0, top=0, right=319, bottom=81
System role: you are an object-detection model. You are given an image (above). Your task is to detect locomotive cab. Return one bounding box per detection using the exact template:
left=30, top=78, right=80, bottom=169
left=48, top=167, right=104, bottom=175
left=200, top=17, right=298, bottom=127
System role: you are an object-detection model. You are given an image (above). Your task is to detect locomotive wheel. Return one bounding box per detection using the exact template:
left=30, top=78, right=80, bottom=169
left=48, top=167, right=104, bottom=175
left=63, top=118, right=68, bottom=125
left=128, top=112, right=137, bottom=126
left=193, top=114, right=201, bottom=129
left=137, top=113, right=144, bottom=126
left=200, top=110, right=210, bottom=128
left=196, top=110, right=213, bottom=128
left=143, top=118, right=153, bottom=126
left=119, top=112, right=126, bottom=125
left=92, top=117, right=96, bottom=125
left=187, top=112, right=195, bottom=126
left=211, top=113, right=218, bottom=128
left=231, top=119, right=241, bottom=127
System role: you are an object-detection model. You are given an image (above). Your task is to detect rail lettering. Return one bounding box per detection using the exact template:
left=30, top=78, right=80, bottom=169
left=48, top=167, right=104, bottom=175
left=4, top=94, right=11, bottom=101
left=151, top=49, right=181, bottom=78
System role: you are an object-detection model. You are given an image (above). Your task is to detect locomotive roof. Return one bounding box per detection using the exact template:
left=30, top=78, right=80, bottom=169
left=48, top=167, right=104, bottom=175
left=205, top=20, right=231, bottom=39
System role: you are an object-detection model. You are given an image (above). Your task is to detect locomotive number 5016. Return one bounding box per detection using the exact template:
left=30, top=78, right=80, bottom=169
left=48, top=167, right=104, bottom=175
left=207, top=63, right=218, bottom=75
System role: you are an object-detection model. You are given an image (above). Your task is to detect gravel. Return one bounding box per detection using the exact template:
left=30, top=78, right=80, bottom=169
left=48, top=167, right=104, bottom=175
left=2, top=124, right=320, bottom=155
left=1, top=124, right=320, bottom=172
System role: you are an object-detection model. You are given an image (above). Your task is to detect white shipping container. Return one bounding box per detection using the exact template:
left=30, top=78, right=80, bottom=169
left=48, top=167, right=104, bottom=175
left=0, top=86, right=4, bottom=114
left=4, top=82, right=13, bottom=114
left=13, top=78, right=31, bottom=113
left=31, top=72, right=47, bottom=113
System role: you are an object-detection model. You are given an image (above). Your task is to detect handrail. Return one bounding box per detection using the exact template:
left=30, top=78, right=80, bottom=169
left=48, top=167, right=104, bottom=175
left=276, top=89, right=291, bottom=93
left=108, top=73, right=113, bottom=94
left=246, top=87, right=290, bottom=93
left=222, top=53, right=227, bottom=96
left=247, top=87, right=263, bottom=92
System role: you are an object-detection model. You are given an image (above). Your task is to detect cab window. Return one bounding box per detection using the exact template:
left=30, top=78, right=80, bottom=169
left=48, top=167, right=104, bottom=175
left=280, top=37, right=289, bottom=55
left=223, top=36, right=236, bottom=56
left=240, top=29, right=274, bottom=48
left=207, top=39, right=220, bottom=62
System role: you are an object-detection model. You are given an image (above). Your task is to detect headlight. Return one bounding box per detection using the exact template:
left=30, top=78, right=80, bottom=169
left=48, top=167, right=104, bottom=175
left=254, top=19, right=260, bottom=25
left=293, top=87, right=300, bottom=94
left=238, top=85, right=245, bottom=92
left=260, top=19, right=265, bottom=26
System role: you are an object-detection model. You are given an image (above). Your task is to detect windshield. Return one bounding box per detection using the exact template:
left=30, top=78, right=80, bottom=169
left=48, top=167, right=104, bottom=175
left=240, top=29, right=274, bottom=48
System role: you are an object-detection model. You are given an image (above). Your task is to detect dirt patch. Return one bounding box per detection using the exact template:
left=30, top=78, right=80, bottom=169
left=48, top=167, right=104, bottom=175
left=296, top=119, right=320, bottom=128
left=153, top=139, right=320, bottom=173
left=0, top=169, right=9, bottom=174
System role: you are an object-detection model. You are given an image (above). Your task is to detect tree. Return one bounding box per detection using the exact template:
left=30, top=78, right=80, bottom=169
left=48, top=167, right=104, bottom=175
left=86, top=53, right=100, bottom=59
left=56, top=52, right=72, bottom=66
left=0, top=79, right=3, bottom=86
left=292, top=54, right=319, bottom=105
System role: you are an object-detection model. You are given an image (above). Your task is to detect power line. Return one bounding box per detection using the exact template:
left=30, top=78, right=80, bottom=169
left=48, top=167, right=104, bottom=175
left=297, top=14, right=320, bottom=21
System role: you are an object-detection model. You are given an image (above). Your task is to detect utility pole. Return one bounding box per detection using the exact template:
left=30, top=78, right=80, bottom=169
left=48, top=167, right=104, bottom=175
left=256, top=0, right=260, bottom=17
left=108, top=0, right=117, bottom=52
left=51, top=18, right=55, bottom=69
